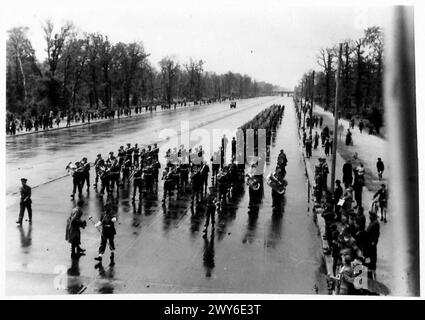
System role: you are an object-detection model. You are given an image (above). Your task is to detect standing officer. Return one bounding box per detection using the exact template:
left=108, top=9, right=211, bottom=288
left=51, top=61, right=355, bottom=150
left=17, top=178, right=32, bottom=225
left=65, top=199, right=87, bottom=257
left=94, top=203, right=118, bottom=262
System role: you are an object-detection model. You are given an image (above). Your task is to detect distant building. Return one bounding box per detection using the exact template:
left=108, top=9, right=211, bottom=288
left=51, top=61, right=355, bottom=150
left=273, top=86, right=294, bottom=97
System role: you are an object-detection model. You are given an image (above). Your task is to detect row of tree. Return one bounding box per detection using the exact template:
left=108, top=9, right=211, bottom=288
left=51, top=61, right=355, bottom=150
left=6, top=21, right=277, bottom=117
left=295, top=26, right=384, bottom=133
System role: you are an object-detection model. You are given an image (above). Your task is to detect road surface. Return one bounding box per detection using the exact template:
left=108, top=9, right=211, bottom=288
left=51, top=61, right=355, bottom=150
left=6, top=96, right=327, bottom=295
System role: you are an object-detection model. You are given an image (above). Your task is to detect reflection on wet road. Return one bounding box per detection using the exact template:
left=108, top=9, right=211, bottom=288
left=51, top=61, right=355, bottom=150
left=6, top=97, right=327, bottom=295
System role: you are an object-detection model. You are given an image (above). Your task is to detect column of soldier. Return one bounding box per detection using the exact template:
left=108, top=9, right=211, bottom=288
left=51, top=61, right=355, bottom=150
left=237, top=104, right=286, bottom=195
left=66, top=143, right=160, bottom=200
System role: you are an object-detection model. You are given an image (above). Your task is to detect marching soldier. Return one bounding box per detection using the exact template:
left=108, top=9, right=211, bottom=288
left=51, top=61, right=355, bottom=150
left=133, top=144, right=140, bottom=168
left=94, top=154, right=105, bottom=187
left=180, top=163, right=190, bottom=192
left=69, top=161, right=84, bottom=198
left=200, top=161, right=210, bottom=194
left=277, top=149, right=288, bottom=177
left=16, top=178, right=32, bottom=225
left=121, top=155, right=132, bottom=186
left=191, top=168, right=203, bottom=205
left=80, top=157, right=91, bottom=191
left=231, top=137, right=237, bottom=161
left=211, top=151, right=220, bottom=183
left=153, top=143, right=159, bottom=161
left=203, top=195, right=218, bottom=238
left=106, top=152, right=115, bottom=165
left=117, top=146, right=125, bottom=166
left=94, top=203, right=118, bottom=262
left=132, top=164, right=143, bottom=201
left=99, top=164, right=111, bottom=197
left=125, top=143, right=133, bottom=167
left=109, top=159, right=121, bottom=194
left=162, top=167, right=174, bottom=202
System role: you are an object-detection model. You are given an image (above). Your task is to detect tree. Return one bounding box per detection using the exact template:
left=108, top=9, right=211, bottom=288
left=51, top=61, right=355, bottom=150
left=159, top=56, right=180, bottom=105
left=6, top=27, right=40, bottom=113
left=317, top=47, right=335, bottom=111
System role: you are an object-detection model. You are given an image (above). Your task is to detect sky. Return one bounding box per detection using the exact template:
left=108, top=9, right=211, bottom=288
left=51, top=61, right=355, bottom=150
left=2, top=0, right=391, bottom=89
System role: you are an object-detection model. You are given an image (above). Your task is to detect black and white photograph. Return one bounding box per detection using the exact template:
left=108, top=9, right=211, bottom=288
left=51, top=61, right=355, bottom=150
left=1, top=0, right=422, bottom=299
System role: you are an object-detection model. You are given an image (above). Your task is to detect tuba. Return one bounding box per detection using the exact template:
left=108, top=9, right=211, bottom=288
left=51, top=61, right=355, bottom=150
left=245, top=173, right=261, bottom=191
left=66, top=162, right=76, bottom=176
left=266, top=172, right=287, bottom=195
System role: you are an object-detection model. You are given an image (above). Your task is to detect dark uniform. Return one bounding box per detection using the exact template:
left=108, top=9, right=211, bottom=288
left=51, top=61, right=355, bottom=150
left=200, top=163, right=210, bottom=194
left=376, top=158, right=384, bottom=180
left=109, top=161, right=121, bottom=192
left=81, top=159, right=90, bottom=191
left=203, top=196, right=217, bottom=235
left=95, top=206, right=117, bottom=261
left=231, top=138, right=237, bottom=161
left=132, top=167, right=143, bottom=200
left=122, top=156, right=132, bottom=185
left=71, top=163, right=84, bottom=197
left=65, top=202, right=87, bottom=256
left=94, top=155, right=105, bottom=185
left=17, top=179, right=32, bottom=224
left=133, top=145, right=140, bottom=168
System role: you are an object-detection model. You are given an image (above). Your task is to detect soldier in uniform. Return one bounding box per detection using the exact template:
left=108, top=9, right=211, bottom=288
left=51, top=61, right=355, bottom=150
left=179, top=163, right=190, bottom=193
left=94, top=203, right=118, bottom=262
left=17, top=178, right=32, bottom=225
left=153, top=143, right=159, bottom=161
left=200, top=161, right=210, bottom=194
left=107, top=152, right=116, bottom=166
left=121, top=155, right=132, bottom=186
left=132, top=165, right=143, bottom=201
left=133, top=144, right=140, bottom=168
left=109, top=159, right=121, bottom=194
left=191, top=169, right=203, bottom=205
left=231, top=137, right=237, bottom=161
left=211, top=151, right=221, bottom=184
left=162, top=167, right=174, bottom=203
left=65, top=199, right=87, bottom=257
left=80, top=157, right=91, bottom=191
left=94, top=154, right=105, bottom=187
left=203, top=195, right=217, bottom=238
left=69, top=162, right=84, bottom=198
left=117, top=146, right=125, bottom=167
left=277, top=149, right=288, bottom=178
left=125, top=143, right=133, bottom=167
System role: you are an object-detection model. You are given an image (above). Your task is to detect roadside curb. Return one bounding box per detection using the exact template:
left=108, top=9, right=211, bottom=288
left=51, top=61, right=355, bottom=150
left=297, top=125, right=334, bottom=293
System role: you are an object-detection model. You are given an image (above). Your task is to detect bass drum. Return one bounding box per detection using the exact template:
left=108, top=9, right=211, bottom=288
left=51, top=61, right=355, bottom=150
left=266, top=175, right=287, bottom=195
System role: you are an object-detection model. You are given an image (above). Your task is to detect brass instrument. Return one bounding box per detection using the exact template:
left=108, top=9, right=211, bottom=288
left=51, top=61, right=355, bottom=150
left=246, top=173, right=261, bottom=191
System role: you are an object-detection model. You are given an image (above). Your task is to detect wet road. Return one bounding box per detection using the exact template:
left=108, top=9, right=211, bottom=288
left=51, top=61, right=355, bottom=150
left=6, top=96, right=327, bottom=295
